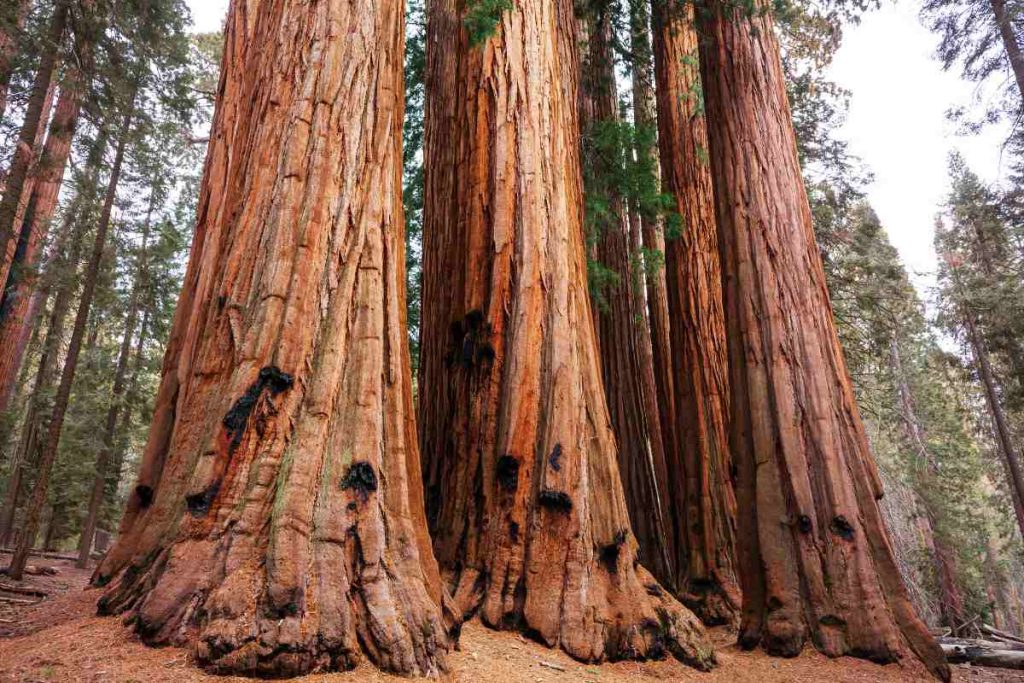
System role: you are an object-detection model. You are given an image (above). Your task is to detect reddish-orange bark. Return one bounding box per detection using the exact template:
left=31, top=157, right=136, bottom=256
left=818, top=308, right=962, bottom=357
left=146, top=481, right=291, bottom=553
left=418, top=0, right=712, bottom=667
left=0, top=75, right=85, bottom=415
left=698, top=4, right=948, bottom=679
left=0, top=2, right=65, bottom=297
left=0, top=0, right=30, bottom=122
left=580, top=0, right=673, bottom=588
left=626, top=0, right=677, bottom=490
left=651, top=0, right=739, bottom=625
left=95, top=0, right=451, bottom=676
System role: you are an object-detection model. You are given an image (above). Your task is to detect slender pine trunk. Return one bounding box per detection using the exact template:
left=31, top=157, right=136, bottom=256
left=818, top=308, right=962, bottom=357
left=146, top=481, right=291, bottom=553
left=990, top=0, right=1024, bottom=103
left=8, top=95, right=134, bottom=580
left=0, top=200, right=88, bottom=547
left=75, top=197, right=150, bottom=567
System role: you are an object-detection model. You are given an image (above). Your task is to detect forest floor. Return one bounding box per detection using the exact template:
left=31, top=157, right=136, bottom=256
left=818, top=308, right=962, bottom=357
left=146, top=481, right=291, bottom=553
left=0, top=551, right=1020, bottom=683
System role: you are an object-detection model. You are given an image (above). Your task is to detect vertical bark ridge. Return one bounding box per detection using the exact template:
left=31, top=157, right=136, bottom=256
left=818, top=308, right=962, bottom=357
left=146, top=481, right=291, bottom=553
left=581, top=0, right=674, bottom=589
left=627, top=0, right=677, bottom=493
left=96, top=0, right=451, bottom=676
left=0, top=75, right=88, bottom=415
left=418, top=0, right=713, bottom=668
left=651, top=0, right=739, bottom=624
left=698, top=4, right=949, bottom=680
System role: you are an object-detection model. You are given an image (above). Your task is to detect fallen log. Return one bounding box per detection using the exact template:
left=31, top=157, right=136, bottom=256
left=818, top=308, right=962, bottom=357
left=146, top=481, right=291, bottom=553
left=941, top=642, right=1024, bottom=670
left=0, top=595, right=37, bottom=605
left=941, top=637, right=1024, bottom=653
left=981, top=624, right=1024, bottom=645
left=0, top=548, right=77, bottom=562
left=0, top=583, right=47, bottom=597
left=23, top=565, right=58, bottom=576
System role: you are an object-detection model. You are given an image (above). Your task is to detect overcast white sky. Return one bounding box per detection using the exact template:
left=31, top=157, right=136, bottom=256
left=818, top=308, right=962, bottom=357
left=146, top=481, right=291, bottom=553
left=185, top=0, right=1012, bottom=295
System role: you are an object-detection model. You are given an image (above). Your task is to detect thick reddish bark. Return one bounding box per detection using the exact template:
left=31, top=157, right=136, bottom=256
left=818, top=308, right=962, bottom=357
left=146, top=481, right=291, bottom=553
left=0, top=1, right=66, bottom=294
left=627, top=0, right=677, bottom=486
left=0, top=77, right=86, bottom=415
left=95, top=1, right=451, bottom=676
left=418, top=0, right=713, bottom=667
left=651, top=0, right=739, bottom=625
left=580, top=0, right=673, bottom=588
left=7, top=96, right=134, bottom=581
left=698, top=5, right=949, bottom=679
left=0, top=0, right=30, bottom=122
left=100, top=2, right=263, bottom=549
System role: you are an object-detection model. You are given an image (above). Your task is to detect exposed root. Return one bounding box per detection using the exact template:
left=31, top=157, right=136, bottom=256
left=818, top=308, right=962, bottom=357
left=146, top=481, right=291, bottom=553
left=445, top=559, right=715, bottom=671
left=98, top=538, right=450, bottom=678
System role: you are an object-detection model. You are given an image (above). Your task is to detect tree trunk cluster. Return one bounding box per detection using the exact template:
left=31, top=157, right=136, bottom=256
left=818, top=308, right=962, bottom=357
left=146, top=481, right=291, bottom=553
left=0, top=0, right=951, bottom=679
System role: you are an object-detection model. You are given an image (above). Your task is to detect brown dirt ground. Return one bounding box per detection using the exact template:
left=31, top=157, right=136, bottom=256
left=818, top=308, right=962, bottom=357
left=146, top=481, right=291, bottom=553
left=0, top=552, right=1021, bottom=683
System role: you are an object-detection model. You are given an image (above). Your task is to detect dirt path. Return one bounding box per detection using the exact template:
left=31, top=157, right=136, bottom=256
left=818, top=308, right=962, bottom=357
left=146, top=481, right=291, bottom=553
left=0, top=552, right=1020, bottom=682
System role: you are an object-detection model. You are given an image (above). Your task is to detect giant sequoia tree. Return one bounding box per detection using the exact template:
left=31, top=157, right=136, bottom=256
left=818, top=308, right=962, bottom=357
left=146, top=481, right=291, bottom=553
left=697, top=2, right=949, bottom=679
left=417, top=0, right=712, bottom=667
left=94, top=0, right=451, bottom=675
left=651, top=0, right=738, bottom=624
left=580, top=0, right=673, bottom=589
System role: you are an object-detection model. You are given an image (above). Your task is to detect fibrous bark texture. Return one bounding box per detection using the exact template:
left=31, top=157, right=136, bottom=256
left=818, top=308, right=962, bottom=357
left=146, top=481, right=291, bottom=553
left=0, top=1, right=65, bottom=296
left=0, top=74, right=86, bottom=415
left=627, top=0, right=677, bottom=489
left=698, top=5, right=949, bottom=680
left=418, top=0, right=713, bottom=668
left=651, top=0, right=739, bottom=625
left=580, top=0, right=673, bottom=588
left=95, top=0, right=450, bottom=677
left=0, top=0, right=30, bottom=122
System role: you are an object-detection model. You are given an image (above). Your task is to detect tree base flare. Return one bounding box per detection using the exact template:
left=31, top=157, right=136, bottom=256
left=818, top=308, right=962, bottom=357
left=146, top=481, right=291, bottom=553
left=98, top=539, right=450, bottom=678
left=446, top=562, right=715, bottom=671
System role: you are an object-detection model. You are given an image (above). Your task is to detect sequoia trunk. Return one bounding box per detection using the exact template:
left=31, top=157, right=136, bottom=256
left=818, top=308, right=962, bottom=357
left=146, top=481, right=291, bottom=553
left=0, top=0, right=30, bottom=122
left=581, top=0, right=673, bottom=588
left=418, top=0, right=713, bottom=667
left=697, top=4, right=949, bottom=679
left=651, top=0, right=739, bottom=625
left=0, top=79, right=89, bottom=415
left=627, top=0, right=677, bottom=479
left=0, top=1, right=65, bottom=292
left=94, top=0, right=450, bottom=676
